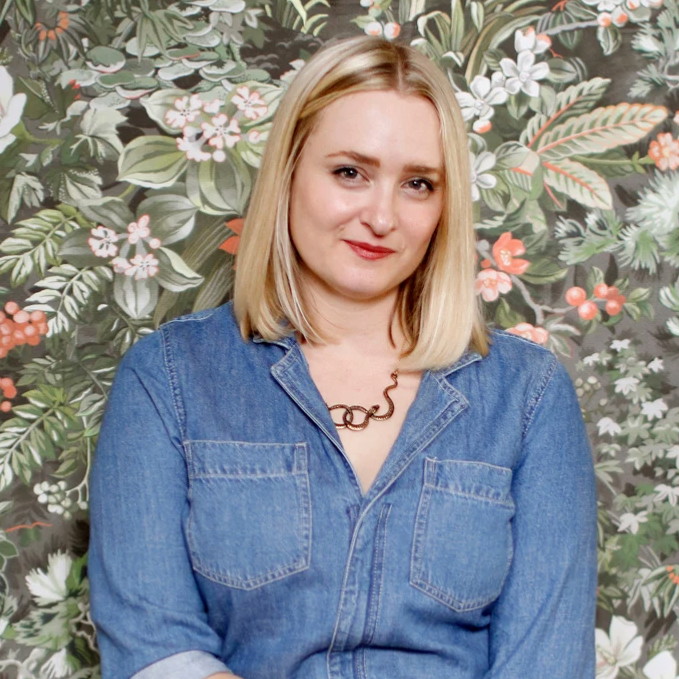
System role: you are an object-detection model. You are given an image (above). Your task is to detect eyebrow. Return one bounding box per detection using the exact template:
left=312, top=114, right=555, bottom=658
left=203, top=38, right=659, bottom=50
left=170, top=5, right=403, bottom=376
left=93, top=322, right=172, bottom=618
left=326, top=150, right=443, bottom=178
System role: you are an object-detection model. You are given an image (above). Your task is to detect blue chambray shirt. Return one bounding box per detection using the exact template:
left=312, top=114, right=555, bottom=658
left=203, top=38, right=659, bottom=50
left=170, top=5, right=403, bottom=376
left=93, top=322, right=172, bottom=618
left=89, top=302, right=597, bottom=679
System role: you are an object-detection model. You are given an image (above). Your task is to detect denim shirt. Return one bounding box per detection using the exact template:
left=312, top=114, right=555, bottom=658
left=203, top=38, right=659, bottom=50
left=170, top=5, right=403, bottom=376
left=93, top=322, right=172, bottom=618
left=89, top=303, right=597, bottom=679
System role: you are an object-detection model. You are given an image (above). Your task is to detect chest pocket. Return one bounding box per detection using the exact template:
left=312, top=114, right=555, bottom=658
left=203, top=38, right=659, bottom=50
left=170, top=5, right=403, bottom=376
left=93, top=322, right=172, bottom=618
left=410, top=458, right=515, bottom=612
left=185, top=441, right=311, bottom=590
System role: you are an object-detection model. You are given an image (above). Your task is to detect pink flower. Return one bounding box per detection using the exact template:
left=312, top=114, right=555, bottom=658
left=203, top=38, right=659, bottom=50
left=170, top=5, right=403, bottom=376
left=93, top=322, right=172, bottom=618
left=231, top=87, right=268, bottom=120
left=507, top=322, right=549, bottom=345
left=125, top=253, right=159, bottom=280
left=648, top=132, right=679, bottom=171
left=384, top=22, right=401, bottom=39
left=202, top=114, right=241, bottom=161
left=127, top=215, right=151, bottom=244
left=475, top=269, right=512, bottom=302
left=165, top=94, right=203, bottom=129
left=87, top=226, right=119, bottom=258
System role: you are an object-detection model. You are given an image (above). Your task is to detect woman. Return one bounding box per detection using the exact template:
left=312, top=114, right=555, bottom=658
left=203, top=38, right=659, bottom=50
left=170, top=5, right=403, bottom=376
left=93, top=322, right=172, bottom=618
left=89, top=37, right=597, bottom=679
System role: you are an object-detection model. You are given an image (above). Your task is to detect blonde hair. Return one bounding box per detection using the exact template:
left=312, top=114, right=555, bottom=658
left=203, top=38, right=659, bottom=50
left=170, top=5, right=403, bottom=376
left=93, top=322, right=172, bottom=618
left=233, top=36, right=488, bottom=369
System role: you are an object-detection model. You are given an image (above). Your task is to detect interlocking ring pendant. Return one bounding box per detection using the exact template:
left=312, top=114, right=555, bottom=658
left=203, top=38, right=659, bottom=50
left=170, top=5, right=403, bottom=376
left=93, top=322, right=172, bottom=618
left=329, top=371, right=398, bottom=431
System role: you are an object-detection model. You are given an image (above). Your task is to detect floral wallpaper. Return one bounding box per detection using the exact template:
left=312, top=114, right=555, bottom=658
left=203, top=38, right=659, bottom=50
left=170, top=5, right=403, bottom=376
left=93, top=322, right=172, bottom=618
left=0, top=0, right=678, bottom=677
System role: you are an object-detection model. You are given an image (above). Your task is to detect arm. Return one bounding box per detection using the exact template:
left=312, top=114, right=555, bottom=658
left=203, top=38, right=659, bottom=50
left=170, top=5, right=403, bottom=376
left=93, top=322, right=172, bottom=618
left=486, top=361, right=597, bottom=678
left=89, top=333, right=237, bottom=679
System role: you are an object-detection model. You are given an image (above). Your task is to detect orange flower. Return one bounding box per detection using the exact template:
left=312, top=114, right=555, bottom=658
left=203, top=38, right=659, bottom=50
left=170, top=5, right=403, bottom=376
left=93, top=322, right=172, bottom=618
left=36, top=11, right=69, bottom=41
left=648, top=132, right=679, bottom=171
left=507, top=322, right=548, bottom=345
left=219, top=217, right=244, bottom=255
left=492, top=232, right=530, bottom=275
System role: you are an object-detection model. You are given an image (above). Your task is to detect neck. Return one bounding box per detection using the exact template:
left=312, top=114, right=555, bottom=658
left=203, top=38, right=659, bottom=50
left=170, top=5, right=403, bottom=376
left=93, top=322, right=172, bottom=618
left=302, top=288, right=403, bottom=357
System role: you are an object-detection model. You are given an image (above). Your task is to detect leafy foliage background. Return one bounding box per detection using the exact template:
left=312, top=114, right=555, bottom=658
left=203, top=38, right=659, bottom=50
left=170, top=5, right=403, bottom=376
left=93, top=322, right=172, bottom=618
left=0, top=0, right=678, bottom=676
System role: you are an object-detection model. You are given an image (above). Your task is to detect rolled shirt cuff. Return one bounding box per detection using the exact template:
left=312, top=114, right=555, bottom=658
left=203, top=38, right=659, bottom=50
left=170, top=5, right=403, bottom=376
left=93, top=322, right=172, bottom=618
left=131, top=650, right=231, bottom=679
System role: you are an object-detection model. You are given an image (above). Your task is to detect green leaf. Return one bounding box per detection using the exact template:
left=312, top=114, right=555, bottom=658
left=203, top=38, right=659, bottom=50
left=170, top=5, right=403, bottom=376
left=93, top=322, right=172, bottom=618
left=536, top=103, right=668, bottom=161
left=0, top=209, right=77, bottom=286
left=25, top=265, right=113, bottom=335
left=79, top=197, right=133, bottom=232
left=46, top=166, right=103, bottom=203
left=155, top=247, right=203, bottom=292
left=118, top=136, right=188, bottom=189
left=186, top=158, right=250, bottom=215
left=597, top=25, right=622, bottom=55
left=519, top=257, right=568, bottom=285
left=74, top=107, right=126, bottom=160
left=3, top=173, right=44, bottom=224
left=543, top=157, right=612, bottom=210
left=113, top=274, right=158, bottom=319
left=137, top=194, right=198, bottom=245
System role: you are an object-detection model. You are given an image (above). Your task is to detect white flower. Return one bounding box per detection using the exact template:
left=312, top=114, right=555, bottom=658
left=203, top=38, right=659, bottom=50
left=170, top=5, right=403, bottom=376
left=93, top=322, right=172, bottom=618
left=0, top=66, right=27, bottom=154
left=644, top=651, right=679, bottom=679
left=111, top=256, right=131, bottom=274
left=514, top=26, right=552, bottom=54
left=456, top=73, right=509, bottom=133
left=470, top=151, right=497, bottom=201
left=500, top=51, right=550, bottom=97
left=364, top=21, right=383, bottom=36
left=87, top=226, right=119, bottom=258
left=617, top=511, right=648, bottom=534
left=614, top=376, right=639, bottom=395
left=126, top=214, right=151, bottom=244
left=231, top=86, right=267, bottom=120
left=611, top=339, right=631, bottom=351
left=647, top=357, right=664, bottom=372
left=164, top=94, right=203, bottom=129
left=583, top=353, right=601, bottom=366
left=177, top=126, right=211, bottom=162
left=597, top=417, right=622, bottom=436
left=595, top=616, right=643, bottom=679
left=125, top=253, right=159, bottom=280
left=655, top=483, right=679, bottom=506
left=641, top=398, right=668, bottom=420
left=25, top=552, right=72, bottom=605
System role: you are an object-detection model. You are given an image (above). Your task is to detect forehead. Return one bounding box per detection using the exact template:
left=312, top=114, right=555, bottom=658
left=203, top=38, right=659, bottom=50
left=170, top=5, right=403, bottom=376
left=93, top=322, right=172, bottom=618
left=303, top=90, right=443, bottom=169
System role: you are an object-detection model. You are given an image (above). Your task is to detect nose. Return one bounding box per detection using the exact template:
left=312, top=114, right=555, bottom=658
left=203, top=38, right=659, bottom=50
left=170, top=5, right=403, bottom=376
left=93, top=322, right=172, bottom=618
left=360, top=184, right=397, bottom=236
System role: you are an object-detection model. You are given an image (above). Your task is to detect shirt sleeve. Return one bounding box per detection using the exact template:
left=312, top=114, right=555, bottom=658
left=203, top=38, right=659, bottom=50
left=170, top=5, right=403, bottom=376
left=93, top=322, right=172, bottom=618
left=88, top=331, right=232, bottom=679
left=486, top=359, right=597, bottom=678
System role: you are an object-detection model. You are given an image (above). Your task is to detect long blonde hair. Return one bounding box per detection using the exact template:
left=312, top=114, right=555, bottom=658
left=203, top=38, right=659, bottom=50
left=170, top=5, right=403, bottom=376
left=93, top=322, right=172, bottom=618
left=233, top=36, right=488, bottom=369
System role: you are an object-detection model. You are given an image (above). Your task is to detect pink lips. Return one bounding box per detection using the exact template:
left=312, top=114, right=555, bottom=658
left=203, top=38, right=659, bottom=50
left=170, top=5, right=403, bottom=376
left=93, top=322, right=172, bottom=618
left=344, top=240, right=395, bottom=260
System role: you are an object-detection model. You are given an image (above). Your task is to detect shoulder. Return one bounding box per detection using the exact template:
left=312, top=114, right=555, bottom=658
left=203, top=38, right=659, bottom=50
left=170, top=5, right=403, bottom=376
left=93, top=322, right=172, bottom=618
left=476, top=329, right=561, bottom=383
left=118, top=303, right=244, bottom=376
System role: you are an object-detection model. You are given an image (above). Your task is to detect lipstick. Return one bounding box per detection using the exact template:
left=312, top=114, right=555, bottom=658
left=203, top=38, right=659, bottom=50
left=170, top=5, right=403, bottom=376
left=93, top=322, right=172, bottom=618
left=344, top=240, right=395, bottom=260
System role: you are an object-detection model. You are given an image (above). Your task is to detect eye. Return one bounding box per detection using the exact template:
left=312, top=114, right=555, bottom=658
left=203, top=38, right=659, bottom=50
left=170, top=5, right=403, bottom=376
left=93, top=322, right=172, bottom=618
left=406, top=178, right=435, bottom=194
left=332, top=166, right=361, bottom=181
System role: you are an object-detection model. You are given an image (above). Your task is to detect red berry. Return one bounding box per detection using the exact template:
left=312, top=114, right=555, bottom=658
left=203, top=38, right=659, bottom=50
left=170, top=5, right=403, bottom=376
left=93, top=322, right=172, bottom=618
left=605, top=299, right=623, bottom=315
left=2, top=385, right=17, bottom=399
left=13, top=310, right=29, bottom=324
left=593, top=283, right=609, bottom=299
left=0, top=401, right=11, bottom=413
left=4, top=301, right=19, bottom=315
left=578, top=301, right=599, bottom=320
left=565, top=286, right=587, bottom=306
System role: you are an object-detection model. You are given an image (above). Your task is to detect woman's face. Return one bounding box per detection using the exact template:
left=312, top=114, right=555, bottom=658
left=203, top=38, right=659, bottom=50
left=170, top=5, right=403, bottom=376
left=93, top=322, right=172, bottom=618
left=288, top=89, right=444, bottom=307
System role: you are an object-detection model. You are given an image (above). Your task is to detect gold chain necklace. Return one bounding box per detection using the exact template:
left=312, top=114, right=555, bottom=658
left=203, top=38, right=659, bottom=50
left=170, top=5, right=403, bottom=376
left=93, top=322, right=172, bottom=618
left=328, top=371, right=398, bottom=431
